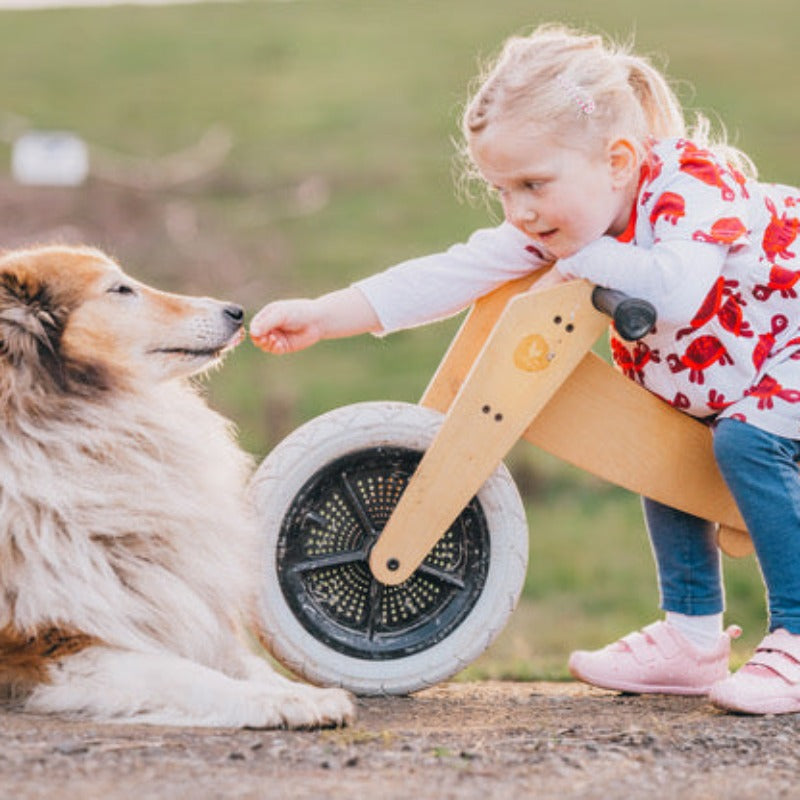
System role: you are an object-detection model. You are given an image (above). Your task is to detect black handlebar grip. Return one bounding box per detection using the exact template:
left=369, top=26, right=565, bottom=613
left=591, top=286, right=657, bottom=341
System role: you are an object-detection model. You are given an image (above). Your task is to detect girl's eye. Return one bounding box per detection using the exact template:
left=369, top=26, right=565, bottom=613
left=108, top=284, right=136, bottom=296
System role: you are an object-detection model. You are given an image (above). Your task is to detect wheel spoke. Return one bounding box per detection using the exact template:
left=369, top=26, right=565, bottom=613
left=417, top=563, right=466, bottom=590
left=340, top=472, right=378, bottom=538
left=365, top=578, right=384, bottom=640
left=302, top=510, right=335, bottom=532
left=288, top=548, right=367, bottom=574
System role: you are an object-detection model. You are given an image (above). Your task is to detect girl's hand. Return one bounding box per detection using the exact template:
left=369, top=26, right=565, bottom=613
left=250, top=299, right=323, bottom=354
left=249, top=288, right=382, bottom=355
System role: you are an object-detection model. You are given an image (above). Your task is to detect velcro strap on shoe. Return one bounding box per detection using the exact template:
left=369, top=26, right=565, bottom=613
left=748, top=651, right=800, bottom=685
left=622, top=622, right=681, bottom=664
left=643, top=621, right=683, bottom=657
left=619, top=631, right=652, bottom=663
left=758, top=631, right=800, bottom=662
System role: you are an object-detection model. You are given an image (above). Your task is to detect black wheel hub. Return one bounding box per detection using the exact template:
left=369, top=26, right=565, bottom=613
left=276, top=446, right=490, bottom=660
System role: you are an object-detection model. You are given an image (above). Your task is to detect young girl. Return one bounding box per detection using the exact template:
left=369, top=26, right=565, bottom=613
left=250, top=24, right=800, bottom=715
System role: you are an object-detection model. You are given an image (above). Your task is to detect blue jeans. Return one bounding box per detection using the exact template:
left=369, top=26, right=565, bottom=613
left=644, top=417, right=800, bottom=634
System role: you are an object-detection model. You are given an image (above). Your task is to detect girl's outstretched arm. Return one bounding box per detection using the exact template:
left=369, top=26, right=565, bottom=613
left=249, top=287, right=381, bottom=354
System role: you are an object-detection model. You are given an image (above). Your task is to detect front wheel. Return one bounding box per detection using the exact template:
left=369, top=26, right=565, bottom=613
left=249, top=401, right=528, bottom=695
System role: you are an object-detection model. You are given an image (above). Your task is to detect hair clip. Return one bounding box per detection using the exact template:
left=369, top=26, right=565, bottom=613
left=556, top=75, right=596, bottom=116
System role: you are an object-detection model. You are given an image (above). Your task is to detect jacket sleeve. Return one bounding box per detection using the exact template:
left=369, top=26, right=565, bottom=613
left=555, top=236, right=727, bottom=323
left=353, top=222, right=554, bottom=334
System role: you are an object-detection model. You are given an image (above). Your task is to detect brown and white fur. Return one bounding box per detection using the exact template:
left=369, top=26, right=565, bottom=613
left=0, top=245, right=353, bottom=727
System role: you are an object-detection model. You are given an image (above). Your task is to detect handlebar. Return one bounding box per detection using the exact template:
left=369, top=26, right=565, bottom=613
left=591, top=286, right=657, bottom=341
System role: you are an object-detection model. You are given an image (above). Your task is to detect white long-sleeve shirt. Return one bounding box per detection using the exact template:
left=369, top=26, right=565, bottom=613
left=355, top=220, right=551, bottom=333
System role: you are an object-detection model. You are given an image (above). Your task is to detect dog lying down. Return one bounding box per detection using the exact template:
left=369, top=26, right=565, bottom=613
left=0, top=245, right=353, bottom=728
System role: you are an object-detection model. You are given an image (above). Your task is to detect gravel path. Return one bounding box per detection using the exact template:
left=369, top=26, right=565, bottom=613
left=3, top=681, right=799, bottom=800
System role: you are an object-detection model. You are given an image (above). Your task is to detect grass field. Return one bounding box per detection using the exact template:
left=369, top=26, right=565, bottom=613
left=0, top=0, right=790, bottom=677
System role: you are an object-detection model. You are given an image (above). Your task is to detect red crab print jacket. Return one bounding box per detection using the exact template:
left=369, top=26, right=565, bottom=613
left=555, top=137, right=800, bottom=438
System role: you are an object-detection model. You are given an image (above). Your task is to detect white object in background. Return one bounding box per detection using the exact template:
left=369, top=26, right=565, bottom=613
left=11, top=131, right=89, bottom=186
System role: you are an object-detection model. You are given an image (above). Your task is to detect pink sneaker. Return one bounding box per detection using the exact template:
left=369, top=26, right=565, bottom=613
left=568, top=620, right=740, bottom=695
left=709, top=628, right=800, bottom=715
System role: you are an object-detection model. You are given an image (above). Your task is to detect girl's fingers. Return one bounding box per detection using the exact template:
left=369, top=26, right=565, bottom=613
left=250, top=305, right=288, bottom=339
left=249, top=315, right=274, bottom=340
left=250, top=330, right=284, bottom=353
left=269, top=333, right=289, bottom=353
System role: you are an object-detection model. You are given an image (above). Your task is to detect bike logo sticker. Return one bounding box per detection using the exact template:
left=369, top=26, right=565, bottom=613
left=513, top=334, right=554, bottom=372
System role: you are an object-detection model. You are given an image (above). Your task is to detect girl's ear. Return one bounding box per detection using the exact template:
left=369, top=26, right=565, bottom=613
left=607, top=138, right=639, bottom=189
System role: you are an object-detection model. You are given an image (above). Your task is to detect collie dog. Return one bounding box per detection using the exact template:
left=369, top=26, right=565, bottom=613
left=0, top=245, right=353, bottom=727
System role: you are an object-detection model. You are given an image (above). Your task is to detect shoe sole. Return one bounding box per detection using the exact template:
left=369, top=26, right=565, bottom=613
left=710, top=691, right=800, bottom=715
left=569, top=663, right=718, bottom=696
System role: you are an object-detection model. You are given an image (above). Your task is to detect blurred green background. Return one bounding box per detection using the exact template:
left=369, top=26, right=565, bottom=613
left=0, top=0, right=789, bottom=679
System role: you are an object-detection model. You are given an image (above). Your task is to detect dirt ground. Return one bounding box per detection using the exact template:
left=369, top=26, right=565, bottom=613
left=1, top=681, right=799, bottom=800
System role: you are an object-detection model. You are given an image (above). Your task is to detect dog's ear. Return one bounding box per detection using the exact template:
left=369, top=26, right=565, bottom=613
left=0, top=270, right=110, bottom=394
left=0, top=272, right=67, bottom=380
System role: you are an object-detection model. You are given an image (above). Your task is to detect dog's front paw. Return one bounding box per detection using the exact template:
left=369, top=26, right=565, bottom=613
left=249, top=684, right=355, bottom=730
left=304, top=685, right=355, bottom=728
left=237, top=654, right=355, bottom=728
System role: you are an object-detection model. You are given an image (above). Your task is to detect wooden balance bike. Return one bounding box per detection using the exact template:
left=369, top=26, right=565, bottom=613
left=249, top=268, right=751, bottom=695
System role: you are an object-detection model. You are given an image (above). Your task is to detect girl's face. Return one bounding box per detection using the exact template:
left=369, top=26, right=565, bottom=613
left=472, top=122, right=638, bottom=259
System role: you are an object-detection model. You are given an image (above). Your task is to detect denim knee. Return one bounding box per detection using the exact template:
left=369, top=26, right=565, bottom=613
left=712, top=417, right=752, bottom=470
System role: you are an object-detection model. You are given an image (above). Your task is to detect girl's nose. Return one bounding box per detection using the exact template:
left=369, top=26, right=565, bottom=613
left=508, top=196, right=537, bottom=226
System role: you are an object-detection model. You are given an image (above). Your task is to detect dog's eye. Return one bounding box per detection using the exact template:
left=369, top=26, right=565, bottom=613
left=108, top=284, right=136, bottom=296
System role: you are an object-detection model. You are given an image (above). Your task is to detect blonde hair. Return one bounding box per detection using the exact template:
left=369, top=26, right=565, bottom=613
left=460, top=24, right=755, bottom=186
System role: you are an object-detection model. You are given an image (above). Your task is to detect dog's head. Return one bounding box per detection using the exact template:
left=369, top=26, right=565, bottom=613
left=0, top=246, right=244, bottom=394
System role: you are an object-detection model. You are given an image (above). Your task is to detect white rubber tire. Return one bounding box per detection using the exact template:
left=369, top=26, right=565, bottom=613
left=249, top=401, right=528, bottom=696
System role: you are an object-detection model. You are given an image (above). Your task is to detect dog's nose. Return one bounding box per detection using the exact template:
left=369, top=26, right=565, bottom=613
left=224, top=304, right=245, bottom=324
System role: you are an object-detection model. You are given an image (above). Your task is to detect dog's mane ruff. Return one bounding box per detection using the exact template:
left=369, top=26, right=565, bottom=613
left=0, top=376, right=258, bottom=673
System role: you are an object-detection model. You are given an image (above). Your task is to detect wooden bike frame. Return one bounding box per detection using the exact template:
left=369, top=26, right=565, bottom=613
left=369, top=273, right=751, bottom=586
